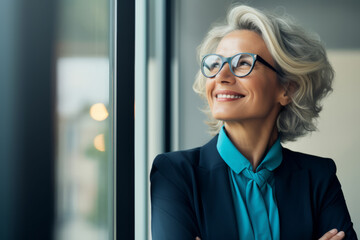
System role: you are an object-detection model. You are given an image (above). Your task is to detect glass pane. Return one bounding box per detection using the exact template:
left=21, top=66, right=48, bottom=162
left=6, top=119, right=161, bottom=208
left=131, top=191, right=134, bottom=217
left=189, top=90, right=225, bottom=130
left=54, top=0, right=113, bottom=239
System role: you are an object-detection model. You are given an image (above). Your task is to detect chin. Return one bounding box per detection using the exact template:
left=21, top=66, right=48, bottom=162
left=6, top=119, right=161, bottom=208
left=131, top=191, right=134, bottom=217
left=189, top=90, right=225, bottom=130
left=211, top=108, right=240, bottom=119
left=212, top=113, right=240, bottom=122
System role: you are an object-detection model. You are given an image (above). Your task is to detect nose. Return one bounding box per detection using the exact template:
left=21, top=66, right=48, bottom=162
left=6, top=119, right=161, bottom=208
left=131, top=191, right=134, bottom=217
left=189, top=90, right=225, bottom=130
left=214, top=62, right=236, bottom=84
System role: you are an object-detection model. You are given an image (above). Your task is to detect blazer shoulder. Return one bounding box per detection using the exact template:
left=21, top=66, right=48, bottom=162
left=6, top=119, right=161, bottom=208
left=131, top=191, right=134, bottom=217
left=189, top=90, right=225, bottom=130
left=150, top=147, right=201, bottom=183
left=282, top=147, right=337, bottom=176
left=153, top=147, right=201, bottom=169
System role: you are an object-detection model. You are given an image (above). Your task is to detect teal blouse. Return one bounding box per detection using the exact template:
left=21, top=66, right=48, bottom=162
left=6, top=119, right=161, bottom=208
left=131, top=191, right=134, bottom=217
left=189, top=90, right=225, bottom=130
left=216, top=126, right=282, bottom=240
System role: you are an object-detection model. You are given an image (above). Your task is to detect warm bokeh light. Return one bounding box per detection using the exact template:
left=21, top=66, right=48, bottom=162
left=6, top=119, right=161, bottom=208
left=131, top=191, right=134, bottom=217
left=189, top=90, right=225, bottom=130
left=90, top=103, right=109, bottom=121
left=94, top=134, right=105, bottom=152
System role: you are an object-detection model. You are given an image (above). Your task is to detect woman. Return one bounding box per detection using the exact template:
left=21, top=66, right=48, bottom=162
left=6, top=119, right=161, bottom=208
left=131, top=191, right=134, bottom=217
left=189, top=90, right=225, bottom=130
left=150, top=5, right=357, bottom=240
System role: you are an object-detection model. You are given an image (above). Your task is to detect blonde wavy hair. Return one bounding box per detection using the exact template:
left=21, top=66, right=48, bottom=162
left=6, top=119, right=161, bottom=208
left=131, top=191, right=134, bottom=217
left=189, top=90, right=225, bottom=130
left=193, top=5, right=334, bottom=142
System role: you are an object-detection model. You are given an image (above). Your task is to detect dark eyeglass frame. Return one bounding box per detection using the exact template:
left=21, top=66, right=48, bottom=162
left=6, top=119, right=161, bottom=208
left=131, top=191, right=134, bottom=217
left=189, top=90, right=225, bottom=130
left=201, top=52, right=279, bottom=78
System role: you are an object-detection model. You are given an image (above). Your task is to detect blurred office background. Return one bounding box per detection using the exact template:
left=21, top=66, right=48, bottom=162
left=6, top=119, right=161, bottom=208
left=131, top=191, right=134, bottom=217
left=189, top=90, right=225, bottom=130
left=1, top=0, right=359, bottom=239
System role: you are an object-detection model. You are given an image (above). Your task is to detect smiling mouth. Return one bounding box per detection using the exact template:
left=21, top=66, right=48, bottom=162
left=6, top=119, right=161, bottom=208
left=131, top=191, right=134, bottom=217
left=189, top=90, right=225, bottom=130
left=216, top=94, right=245, bottom=99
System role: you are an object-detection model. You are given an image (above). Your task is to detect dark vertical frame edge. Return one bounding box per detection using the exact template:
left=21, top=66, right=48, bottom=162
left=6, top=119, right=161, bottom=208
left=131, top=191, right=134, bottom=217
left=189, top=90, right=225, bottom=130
left=116, top=0, right=135, bottom=239
left=164, top=0, right=173, bottom=152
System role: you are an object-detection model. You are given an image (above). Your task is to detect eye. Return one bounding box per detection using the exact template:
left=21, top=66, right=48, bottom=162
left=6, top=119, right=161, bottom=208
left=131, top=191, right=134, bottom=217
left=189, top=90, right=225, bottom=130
left=232, top=54, right=253, bottom=69
left=204, top=59, right=221, bottom=71
left=237, top=60, right=251, bottom=67
left=209, top=62, right=221, bottom=70
left=203, top=55, right=222, bottom=70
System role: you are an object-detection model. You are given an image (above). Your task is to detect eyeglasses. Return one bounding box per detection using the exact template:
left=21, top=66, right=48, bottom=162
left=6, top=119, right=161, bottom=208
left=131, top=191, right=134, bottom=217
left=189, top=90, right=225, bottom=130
left=201, top=52, right=279, bottom=78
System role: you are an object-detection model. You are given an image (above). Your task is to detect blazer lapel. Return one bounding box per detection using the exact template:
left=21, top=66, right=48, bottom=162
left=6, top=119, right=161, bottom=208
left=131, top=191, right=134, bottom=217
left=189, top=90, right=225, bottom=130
left=275, top=148, right=314, bottom=240
left=196, top=136, right=238, bottom=240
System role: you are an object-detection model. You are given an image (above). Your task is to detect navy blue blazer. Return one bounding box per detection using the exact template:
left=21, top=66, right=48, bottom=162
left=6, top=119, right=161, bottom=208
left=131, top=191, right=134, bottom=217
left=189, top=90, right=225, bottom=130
left=150, top=135, right=357, bottom=240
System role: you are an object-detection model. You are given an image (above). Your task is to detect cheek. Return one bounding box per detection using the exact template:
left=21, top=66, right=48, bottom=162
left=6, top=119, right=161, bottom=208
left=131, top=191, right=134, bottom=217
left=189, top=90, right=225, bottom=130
left=205, top=80, right=214, bottom=106
left=250, top=78, right=280, bottom=102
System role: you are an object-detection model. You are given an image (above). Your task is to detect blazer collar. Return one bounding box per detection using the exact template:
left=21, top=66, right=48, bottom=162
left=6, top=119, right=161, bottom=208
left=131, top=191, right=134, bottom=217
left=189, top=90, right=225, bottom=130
left=198, top=135, right=225, bottom=170
left=196, top=135, right=239, bottom=240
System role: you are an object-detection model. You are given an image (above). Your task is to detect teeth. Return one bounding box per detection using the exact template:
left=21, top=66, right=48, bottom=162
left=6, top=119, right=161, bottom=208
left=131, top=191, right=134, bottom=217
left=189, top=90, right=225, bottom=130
left=217, top=94, right=243, bottom=99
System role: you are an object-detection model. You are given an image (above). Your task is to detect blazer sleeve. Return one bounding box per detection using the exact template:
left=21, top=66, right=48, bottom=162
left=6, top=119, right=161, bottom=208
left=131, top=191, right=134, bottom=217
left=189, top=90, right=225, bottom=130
left=316, top=159, right=358, bottom=239
left=150, top=154, right=200, bottom=240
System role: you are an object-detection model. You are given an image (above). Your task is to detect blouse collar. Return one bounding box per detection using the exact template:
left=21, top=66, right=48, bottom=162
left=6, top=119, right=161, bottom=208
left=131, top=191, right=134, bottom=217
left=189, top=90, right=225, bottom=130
left=216, top=126, right=282, bottom=174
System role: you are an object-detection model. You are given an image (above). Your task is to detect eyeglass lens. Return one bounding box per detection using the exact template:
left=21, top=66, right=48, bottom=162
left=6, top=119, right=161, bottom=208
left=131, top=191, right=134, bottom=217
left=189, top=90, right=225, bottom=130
left=202, top=54, right=254, bottom=78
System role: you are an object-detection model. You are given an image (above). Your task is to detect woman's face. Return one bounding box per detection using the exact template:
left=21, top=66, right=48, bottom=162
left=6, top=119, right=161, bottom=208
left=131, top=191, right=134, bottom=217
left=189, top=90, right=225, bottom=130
left=206, top=30, right=287, bottom=125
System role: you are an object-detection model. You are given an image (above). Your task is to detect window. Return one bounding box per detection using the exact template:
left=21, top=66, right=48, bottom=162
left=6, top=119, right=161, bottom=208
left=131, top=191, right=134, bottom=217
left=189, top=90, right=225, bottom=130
left=54, top=0, right=114, bottom=239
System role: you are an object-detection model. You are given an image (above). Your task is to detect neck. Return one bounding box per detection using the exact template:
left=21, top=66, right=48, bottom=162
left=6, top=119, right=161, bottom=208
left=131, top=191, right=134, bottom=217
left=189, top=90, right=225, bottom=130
left=224, top=119, right=279, bottom=171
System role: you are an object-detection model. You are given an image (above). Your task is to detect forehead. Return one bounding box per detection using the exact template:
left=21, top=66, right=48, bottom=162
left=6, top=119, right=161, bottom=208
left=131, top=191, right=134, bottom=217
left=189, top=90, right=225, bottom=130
left=215, top=30, right=270, bottom=58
